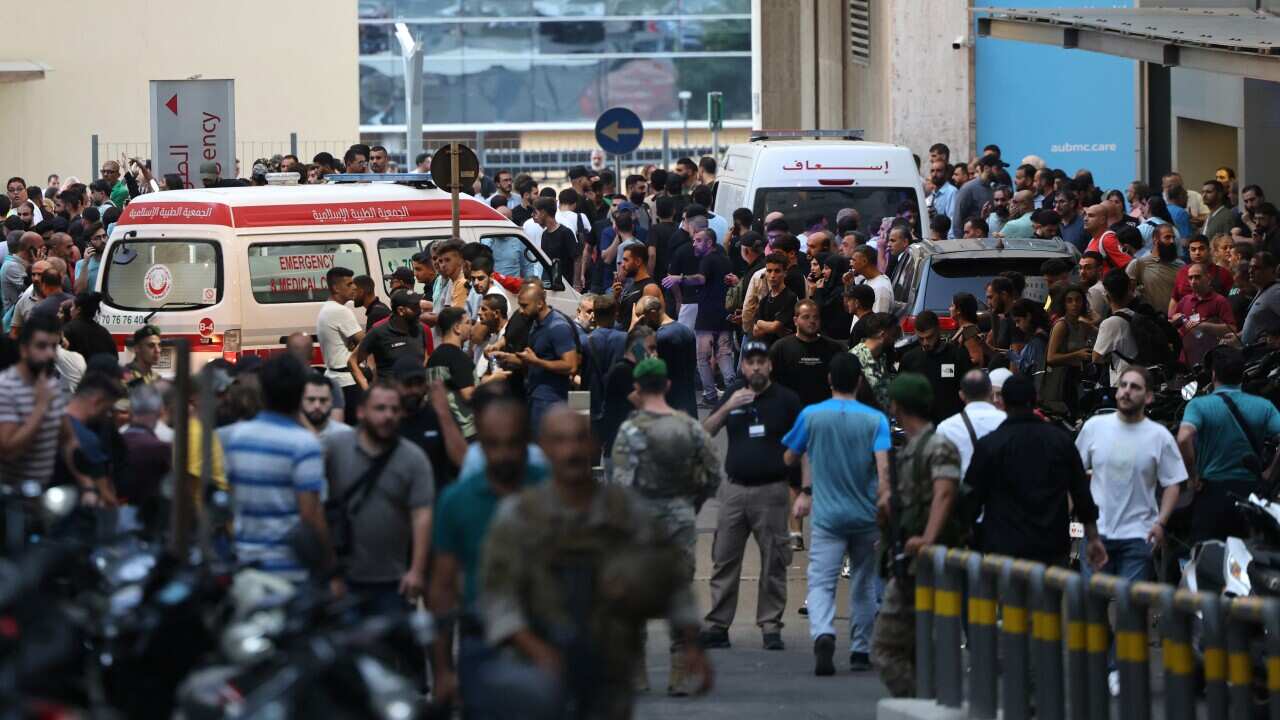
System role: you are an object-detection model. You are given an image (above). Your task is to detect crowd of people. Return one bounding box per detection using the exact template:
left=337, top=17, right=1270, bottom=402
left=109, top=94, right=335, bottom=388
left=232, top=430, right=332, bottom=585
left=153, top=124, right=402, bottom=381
left=3, top=140, right=1280, bottom=713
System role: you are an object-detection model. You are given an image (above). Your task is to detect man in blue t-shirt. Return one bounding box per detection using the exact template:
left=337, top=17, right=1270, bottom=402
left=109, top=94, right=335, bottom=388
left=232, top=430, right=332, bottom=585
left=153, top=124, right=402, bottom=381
left=1178, top=346, right=1280, bottom=542
left=783, top=352, right=890, bottom=676
left=494, top=283, right=580, bottom=431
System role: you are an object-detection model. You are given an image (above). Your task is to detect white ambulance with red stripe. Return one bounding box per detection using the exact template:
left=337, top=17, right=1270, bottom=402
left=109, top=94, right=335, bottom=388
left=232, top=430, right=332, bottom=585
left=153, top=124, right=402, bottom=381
left=97, top=183, right=575, bottom=370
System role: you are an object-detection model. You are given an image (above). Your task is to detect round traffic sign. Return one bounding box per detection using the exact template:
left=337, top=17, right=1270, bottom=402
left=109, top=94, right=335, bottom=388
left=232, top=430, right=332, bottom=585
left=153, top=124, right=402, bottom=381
left=429, top=144, right=480, bottom=192
left=595, top=107, right=644, bottom=155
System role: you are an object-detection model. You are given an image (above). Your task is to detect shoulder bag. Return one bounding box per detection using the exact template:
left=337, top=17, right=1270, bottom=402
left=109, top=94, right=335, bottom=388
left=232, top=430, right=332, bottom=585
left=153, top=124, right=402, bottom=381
left=324, top=442, right=399, bottom=559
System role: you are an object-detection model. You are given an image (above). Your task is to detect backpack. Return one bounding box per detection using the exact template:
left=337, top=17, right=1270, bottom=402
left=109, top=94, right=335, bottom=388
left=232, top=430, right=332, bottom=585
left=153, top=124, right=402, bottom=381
left=1113, top=305, right=1178, bottom=367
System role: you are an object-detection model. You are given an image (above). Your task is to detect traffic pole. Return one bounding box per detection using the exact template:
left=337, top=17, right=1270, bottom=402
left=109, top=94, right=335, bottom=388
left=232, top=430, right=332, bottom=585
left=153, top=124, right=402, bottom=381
left=451, top=141, right=461, bottom=240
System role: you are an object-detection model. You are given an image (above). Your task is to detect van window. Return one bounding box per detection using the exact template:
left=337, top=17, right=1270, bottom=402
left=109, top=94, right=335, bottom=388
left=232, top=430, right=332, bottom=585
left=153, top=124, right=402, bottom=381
left=715, top=182, right=745, bottom=218
left=754, top=187, right=921, bottom=238
left=377, top=237, right=446, bottom=292
left=103, top=239, right=220, bottom=311
left=247, top=241, right=368, bottom=304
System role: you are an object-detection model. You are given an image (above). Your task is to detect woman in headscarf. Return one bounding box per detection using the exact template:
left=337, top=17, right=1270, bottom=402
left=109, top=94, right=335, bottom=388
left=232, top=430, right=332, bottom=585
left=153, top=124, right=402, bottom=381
left=812, top=252, right=852, bottom=340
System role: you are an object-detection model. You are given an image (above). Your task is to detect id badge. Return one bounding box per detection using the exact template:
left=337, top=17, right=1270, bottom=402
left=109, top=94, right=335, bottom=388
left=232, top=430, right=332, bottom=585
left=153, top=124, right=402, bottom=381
left=749, top=424, right=766, bottom=438
left=940, top=363, right=955, bottom=378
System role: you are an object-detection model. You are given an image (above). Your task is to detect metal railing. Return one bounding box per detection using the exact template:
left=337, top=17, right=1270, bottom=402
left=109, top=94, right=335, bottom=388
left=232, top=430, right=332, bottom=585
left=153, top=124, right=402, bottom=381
left=913, top=545, right=1280, bottom=720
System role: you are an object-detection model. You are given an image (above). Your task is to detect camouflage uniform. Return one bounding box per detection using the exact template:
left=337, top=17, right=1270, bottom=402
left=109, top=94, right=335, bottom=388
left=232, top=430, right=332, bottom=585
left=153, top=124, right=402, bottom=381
left=479, top=480, right=701, bottom=720
left=609, top=409, right=722, bottom=650
left=851, top=342, right=891, bottom=408
left=871, top=427, right=963, bottom=697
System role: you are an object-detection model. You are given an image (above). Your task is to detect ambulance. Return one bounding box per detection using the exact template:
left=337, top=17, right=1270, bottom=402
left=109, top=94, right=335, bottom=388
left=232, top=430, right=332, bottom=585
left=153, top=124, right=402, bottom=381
left=712, top=130, right=927, bottom=239
left=97, top=181, right=577, bottom=370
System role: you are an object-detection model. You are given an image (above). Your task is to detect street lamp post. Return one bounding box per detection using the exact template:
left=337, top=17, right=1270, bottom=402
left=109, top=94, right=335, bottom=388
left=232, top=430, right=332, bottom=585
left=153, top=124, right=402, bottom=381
left=678, top=90, right=692, bottom=147
left=395, top=22, right=424, bottom=172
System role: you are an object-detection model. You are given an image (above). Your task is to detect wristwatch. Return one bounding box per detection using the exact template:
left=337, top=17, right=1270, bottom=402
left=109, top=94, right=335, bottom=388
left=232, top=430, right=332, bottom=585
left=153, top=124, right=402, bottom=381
left=801, top=486, right=813, bottom=496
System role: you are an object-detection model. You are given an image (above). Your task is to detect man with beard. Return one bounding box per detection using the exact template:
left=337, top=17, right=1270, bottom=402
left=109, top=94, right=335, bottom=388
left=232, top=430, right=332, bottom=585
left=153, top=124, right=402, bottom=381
left=613, top=243, right=657, bottom=331
left=700, top=340, right=803, bottom=652
left=286, top=332, right=345, bottom=425
left=768, top=299, right=847, bottom=407
left=1126, top=222, right=1184, bottom=313
left=429, top=391, right=541, bottom=714
left=0, top=313, right=71, bottom=488
left=356, top=290, right=428, bottom=382
left=300, top=374, right=354, bottom=443
left=395, top=356, right=466, bottom=491
left=1170, top=234, right=1233, bottom=313
left=324, top=381, right=434, bottom=647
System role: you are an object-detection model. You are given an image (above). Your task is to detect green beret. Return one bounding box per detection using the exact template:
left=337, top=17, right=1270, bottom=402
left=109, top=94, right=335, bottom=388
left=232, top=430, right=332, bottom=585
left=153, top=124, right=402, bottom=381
left=633, top=357, right=668, bottom=381
left=888, top=372, right=933, bottom=416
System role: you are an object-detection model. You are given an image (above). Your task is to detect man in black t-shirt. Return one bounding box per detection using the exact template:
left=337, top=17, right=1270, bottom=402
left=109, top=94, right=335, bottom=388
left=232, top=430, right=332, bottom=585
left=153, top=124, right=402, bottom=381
left=665, top=212, right=708, bottom=328
left=533, top=197, right=577, bottom=288
left=511, top=175, right=538, bottom=228
left=768, top=299, right=847, bottom=407
left=426, top=306, right=476, bottom=403
left=393, top=356, right=464, bottom=492
left=648, top=195, right=678, bottom=281
left=613, top=243, right=657, bottom=332
left=692, top=228, right=736, bottom=406
left=751, top=253, right=798, bottom=347
left=898, top=310, right=972, bottom=423
left=357, top=291, right=428, bottom=381
left=699, top=339, right=802, bottom=651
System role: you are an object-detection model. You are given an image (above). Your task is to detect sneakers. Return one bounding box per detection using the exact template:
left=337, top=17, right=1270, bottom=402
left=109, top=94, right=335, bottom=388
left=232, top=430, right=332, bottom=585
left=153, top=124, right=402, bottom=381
left=790, top=532, right=805, bottom=551
left=698, top=627, right=731, bottom=649
left=814, top=634, right=836, bottom=676
left=849, top=652, right=871, bottom=672
left=798, top=600, right=808, bottom=616
left=668, top=650, right=689, bottom=697
left=762, top=632, right=784, bottom=651
left=1108, top=670, right=1120, bottom=697
left=840, top=556, right=851, bottom=579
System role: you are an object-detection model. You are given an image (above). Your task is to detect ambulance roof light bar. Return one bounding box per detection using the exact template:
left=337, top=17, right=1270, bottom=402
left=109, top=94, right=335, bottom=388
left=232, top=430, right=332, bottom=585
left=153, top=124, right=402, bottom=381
left=325, top=172, right=436, bottom=188
left=750, top=129, right=866, bottom=142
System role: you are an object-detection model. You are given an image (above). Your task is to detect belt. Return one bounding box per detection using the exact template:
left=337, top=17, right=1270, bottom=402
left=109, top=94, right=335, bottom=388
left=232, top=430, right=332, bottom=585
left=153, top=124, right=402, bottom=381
left=729, top=476, right=788, bottom=487
left=328, top=367, right=352, bottom=373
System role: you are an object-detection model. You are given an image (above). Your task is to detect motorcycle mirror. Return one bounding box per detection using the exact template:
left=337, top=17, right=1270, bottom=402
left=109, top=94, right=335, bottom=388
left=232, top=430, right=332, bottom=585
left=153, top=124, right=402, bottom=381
left=40, top=485, right=79, bottom=520
left=1181, top=381, right=1199, bottom=401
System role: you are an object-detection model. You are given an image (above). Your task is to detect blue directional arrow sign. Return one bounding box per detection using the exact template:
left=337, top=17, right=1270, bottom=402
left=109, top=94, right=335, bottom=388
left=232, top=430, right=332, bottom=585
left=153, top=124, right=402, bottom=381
left=594, top=107, right=644, bottom=155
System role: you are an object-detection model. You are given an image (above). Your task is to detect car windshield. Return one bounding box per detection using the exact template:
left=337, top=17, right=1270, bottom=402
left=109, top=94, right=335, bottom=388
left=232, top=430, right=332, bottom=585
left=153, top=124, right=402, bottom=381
left=920, top=257, right=1052, bottom=313
left=104, top=239, right=220, bottom=311
left=753, top=186, right=920, bottom=238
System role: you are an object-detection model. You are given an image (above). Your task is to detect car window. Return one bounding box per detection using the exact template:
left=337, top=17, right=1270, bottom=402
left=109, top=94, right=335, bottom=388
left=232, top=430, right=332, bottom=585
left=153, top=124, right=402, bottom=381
left=248, top=241, right=368, bottom=304
left=104, top=239, right=220, bottom=311
left=919, top=257, right=1054, bottom=313
left=378, top=237, right=447, bottom=293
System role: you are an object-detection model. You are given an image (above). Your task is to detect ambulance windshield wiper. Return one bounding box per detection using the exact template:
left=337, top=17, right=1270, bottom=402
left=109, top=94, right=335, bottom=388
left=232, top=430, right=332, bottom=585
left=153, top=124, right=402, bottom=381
left=144, top=302, right=207, bottom=324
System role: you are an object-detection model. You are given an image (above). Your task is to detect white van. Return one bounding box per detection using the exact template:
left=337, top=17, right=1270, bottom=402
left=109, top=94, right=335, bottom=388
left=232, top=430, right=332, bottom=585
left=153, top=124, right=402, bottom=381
left=96, top=182, right=577, bottom=370
left=712, top=131, right=927, bottom=239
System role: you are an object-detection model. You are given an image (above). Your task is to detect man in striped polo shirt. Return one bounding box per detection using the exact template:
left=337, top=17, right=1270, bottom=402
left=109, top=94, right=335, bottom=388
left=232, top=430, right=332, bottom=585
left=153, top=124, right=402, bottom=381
left=0, top=313, right=71, bottom=490
left=221, top=354, right=334, bottom=583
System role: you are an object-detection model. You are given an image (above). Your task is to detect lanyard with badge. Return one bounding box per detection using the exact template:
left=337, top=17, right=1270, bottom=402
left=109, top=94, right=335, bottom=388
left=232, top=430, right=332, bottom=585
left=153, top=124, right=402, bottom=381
left=748, top=403, right=766, bottom=439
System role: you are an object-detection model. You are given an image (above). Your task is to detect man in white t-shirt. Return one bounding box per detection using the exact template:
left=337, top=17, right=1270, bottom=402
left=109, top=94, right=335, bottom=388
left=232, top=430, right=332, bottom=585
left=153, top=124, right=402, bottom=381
left=1092, top=268, right=1139, bottom=387
left=937, top=369, right=1007, bottom=478
left=851, top=245, right=894, bottom=313
left=1075, top=366, right=1184, bottom=695
left=316, top=266, right=366, bottom=423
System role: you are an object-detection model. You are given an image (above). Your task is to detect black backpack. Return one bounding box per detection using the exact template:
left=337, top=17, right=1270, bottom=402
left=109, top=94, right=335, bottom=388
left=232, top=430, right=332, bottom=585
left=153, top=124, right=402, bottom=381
left=1113, top=305, right=1178, bottom=367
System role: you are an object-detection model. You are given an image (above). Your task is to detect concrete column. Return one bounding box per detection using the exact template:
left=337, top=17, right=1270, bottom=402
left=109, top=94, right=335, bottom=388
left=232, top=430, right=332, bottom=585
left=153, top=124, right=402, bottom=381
left=816, top=0, right=845, bottom=128
left=757, top=0, right=804, bottom=129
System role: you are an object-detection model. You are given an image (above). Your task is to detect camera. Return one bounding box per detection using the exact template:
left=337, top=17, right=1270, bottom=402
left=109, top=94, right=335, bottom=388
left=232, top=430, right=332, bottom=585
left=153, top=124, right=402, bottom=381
left=952, top=35, right=969, bottom=50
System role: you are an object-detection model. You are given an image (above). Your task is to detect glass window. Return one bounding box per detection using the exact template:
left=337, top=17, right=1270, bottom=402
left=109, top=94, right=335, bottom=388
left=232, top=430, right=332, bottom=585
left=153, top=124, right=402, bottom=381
left=377, top=237, right=447, bottom=293
left=247, top=241, right=368, bottom=305
left=919, top=258, right=1050, bottom=313
left=753, top=187, right=920, bottom=244
left=103, top=240, right=220, bottom=311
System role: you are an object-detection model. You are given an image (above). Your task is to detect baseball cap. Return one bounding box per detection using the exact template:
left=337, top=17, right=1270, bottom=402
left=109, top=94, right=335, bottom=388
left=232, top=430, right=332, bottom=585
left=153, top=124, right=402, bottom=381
left=741, top=340, right=770, bottom=359
left=391, top=267, right=415, bottom=286
left=738, top=231, right=765, bottom=252
left=392, top=353, right=426, bottom=381
left=199, top=161, right=219, bottom=182
left=390, top=290, right=424, bottom=311
left=989, top=367, right=1013, bottom=390
left=251, top=162, right=269, bottom=177
left=633, top=357, right=668, bottom=381
left=977, top=154, right=1008, bottom=169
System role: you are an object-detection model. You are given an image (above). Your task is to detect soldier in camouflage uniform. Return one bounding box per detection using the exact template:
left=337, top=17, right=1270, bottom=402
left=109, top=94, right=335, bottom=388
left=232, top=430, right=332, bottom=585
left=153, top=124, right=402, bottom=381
left=871, top=373, right=964, bottom=697
left=609, top=357, right=722, bottom=696
left=479, top=405, right=712, bottom=720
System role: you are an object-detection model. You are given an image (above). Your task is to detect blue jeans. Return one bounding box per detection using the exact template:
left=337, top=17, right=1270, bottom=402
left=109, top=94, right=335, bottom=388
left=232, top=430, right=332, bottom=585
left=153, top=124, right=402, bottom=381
left=696, top=329, right=736, bottom=401
left=807, top=525, right=881, bottom=653
left=1082, top=537, right=1152, bottom=671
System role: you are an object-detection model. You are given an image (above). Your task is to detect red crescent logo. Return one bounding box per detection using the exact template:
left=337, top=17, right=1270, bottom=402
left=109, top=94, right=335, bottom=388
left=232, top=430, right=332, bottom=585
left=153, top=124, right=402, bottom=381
left=148, top=276, right=168, bottom=296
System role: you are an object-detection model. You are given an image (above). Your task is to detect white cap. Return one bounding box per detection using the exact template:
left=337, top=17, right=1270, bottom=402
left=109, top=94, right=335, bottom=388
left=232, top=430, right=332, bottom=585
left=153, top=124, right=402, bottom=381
left=989, top=368, right=1013, bottom=390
